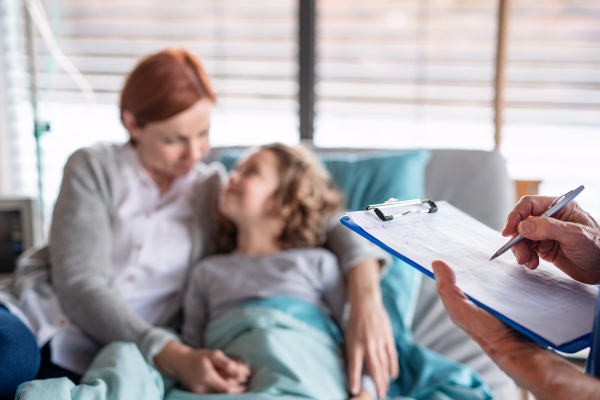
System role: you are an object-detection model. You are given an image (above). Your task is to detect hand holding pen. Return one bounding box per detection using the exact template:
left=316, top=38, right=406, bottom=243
left=494, top=186, right=600, bottom=284
left=491, top=186, right=585, bottom=261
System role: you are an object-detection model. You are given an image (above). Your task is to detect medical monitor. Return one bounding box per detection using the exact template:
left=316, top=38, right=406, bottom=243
left=0, top=197, right=43, bottom=274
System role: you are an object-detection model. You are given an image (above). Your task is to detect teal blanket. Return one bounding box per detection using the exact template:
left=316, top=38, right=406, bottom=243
left=168, top=297, right=348, bottom=400
left=17, top=297, right=493, bottom=400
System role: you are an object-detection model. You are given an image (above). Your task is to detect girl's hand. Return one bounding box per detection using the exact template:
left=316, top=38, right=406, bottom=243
left=349, top=389, right=372, bottom=400
left=346, top=260, right=398, bottom=399
left=154, top=341, right=251, bottom=393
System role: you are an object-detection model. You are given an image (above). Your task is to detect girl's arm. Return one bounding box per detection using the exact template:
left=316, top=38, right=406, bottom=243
left=345, top=260, right=398, bottom=399
left=320, top=251, right=381, bottom=400
left=323, top=218, right=397, bottom=399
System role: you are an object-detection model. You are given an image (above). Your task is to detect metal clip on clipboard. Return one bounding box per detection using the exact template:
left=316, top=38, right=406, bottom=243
left=366, top=199, right=438, bottom=222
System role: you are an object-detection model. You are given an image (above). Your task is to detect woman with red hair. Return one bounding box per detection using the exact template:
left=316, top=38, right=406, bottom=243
left=0, top=49, right=395, bottom=398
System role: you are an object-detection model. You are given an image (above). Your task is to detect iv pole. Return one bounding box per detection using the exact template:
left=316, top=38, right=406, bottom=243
left=21, top=0, right=95, bottom=232
left=23, top=0, right=49, bottom=230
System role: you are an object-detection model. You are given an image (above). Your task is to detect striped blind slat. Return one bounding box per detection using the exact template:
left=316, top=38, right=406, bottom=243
left=25, top=0, right=297, bottom=105
left=315, top=0, right=600, bottom=128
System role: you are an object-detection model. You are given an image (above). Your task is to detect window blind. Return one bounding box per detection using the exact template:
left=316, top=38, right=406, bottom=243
left=313, top=0, right=599, bottom=218
left=1, top=0, right=598, bottom=222
left=505, top=0, right=599, bottom=125
left=502, top=0, right=600, bottom=218
left=1, top=0, right=299, bottom=224
left=314, top=0, right=599, bottom=146
left=314, top=0, right=500, bottom=149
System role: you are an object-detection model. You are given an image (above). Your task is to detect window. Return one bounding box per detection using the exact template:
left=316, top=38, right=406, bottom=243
left=314, top=0, right=498, bottom=149
left=501, top=0, right=600, bottom=217
left=313, top=0, right=600, bottom=217
left=1, top=0, right=599, bottom=222
left=1, top=0, right=299, bottom=222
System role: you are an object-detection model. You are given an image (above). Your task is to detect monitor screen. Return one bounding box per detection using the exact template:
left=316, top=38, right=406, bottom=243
left=0, top=210, right=23, bottom=273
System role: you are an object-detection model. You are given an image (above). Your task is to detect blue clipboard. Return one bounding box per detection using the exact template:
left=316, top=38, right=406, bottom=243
left=341, top=214, right=592, bottom=354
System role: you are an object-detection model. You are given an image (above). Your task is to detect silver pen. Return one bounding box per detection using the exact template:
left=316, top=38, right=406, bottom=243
left=490, top=185, right=585, bottom=261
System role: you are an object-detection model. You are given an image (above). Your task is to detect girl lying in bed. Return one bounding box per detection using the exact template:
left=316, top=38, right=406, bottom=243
left=181, top=143, right=376, bottom=400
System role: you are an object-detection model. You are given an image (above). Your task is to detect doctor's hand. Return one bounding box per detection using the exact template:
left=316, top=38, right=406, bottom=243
left=431, top=261, right=534, bottom=366
left=502, top=195, right=600, bottom=284
left=432, top=260, right=600, bottom=400
left=155, top=341, right=251, bottom=394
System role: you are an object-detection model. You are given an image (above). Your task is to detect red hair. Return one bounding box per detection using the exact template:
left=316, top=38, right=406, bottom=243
left=120, top=48, right=216, bottom=127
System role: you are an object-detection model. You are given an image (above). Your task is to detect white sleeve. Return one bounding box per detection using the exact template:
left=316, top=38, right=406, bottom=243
left=361, top=374, right=378, bottom=399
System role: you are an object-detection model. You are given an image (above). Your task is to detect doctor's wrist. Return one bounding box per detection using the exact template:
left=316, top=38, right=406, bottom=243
left=499, top=345, right=599, bottom=400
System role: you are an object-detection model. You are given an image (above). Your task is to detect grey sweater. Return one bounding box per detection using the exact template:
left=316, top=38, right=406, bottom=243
left=12, top=143, right=389, bottom=365
left=181, top=248, right=347, bottom=348
left=181, top=248, right=379, bottom=399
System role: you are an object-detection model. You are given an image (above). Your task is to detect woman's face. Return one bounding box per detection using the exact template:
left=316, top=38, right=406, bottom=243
left=219, top=149, right=281, bottom=227
left=124, top=98, right=213, bottom=179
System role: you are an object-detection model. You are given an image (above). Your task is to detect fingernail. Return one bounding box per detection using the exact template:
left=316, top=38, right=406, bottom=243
left=520, top=220, right=535, bottom=234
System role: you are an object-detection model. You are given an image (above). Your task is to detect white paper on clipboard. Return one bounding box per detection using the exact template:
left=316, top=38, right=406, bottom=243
left=347, top=201, right=598, bottom=348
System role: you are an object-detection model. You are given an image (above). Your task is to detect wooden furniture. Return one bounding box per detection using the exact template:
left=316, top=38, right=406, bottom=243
left=515, top=180, right=542, bottom=202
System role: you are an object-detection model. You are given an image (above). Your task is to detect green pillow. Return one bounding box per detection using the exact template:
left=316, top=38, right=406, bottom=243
left=218, top=150, right=245, bottom=172
left=319, top=151, right=431, bottom=211
left=218, top=150, right=431, bottom=211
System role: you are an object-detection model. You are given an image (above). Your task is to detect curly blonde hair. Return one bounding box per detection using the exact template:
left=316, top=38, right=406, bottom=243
left=216, top=144, right=343, bottom=253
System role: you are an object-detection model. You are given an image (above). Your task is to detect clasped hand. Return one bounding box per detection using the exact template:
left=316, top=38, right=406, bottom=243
left=155, top=341, right=251, bottom=394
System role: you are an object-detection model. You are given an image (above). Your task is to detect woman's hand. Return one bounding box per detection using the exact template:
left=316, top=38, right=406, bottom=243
left=154, top=341, right=251, bottom=394
left=346, top=260, right=398, bottom=399
left=502, top=196, right=600, bottom=284
left=432, top=260, right=600, bottom=400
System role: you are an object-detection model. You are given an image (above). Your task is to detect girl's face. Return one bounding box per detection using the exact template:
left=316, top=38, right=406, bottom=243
left=123, top=98, right=213, bottom=180
left=219, top=149, right=281, bottom=227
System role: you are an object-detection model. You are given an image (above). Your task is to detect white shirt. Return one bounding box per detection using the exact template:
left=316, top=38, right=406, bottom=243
left=110, top=144, right=195, bottom=327
left=5, top=143, right=199, bottom=374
